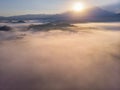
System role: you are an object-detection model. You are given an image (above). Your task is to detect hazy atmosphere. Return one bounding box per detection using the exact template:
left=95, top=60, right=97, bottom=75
left=0, top=0, right=120, bottom=90
left=0, top=0, right=119, bottom=16
left=0, top=22, right=120, bottom=90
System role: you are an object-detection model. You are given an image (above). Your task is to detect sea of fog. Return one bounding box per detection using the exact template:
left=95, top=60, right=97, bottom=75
left=0, top=22, right=120, bottom=90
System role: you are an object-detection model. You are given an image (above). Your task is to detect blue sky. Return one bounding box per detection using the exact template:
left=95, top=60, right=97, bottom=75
left=0, top=0, right=119, bottom=16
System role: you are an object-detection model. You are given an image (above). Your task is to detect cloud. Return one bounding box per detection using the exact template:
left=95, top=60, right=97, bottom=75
left=0, top=22, right=120, bottom=90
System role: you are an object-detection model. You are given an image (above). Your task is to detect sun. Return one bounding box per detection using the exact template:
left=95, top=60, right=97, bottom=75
left=72, top=2, right=85, bottom=12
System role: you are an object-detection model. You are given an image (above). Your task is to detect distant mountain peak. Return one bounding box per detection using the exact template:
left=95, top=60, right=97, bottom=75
left=103, top=2, right=120, bottom=13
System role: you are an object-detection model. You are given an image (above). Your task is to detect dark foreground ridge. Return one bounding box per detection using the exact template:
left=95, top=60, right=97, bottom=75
left=28, top=22, right=76, bottom=32
left=0, top=26, right=12, bottom=31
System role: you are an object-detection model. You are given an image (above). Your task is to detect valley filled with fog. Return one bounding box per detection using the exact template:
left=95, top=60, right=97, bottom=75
left=0, top=22, right=120, bottom=90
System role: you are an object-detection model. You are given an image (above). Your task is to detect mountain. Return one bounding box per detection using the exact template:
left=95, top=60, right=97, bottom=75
left=103, top=2, right=120, bottom=13
left=0, top=7, right=120, bottom=22
left=48, top=7, right=120, bottom=22
left=0, top=16, right=5, bottom=20
left=8, top=14, right=53, bottom=20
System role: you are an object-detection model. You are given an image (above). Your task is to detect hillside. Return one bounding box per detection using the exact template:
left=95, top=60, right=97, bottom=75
left=0, top=7, right=120, bottom=22
left=103, top=2, right=120, bottom=13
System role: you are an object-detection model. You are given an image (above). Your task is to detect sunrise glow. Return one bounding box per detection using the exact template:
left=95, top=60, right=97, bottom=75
left=72, top=2, right=85, bottom=12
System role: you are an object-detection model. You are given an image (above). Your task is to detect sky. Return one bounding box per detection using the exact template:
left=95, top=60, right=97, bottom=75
left=0, top=0, right=119, bottom=16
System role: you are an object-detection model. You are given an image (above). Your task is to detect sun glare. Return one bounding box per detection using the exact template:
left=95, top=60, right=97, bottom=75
left=72, top=2, right=85, bottom=12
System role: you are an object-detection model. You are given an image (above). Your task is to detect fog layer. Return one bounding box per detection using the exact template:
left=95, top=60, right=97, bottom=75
left=0, top=22, right=120, bottom=90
